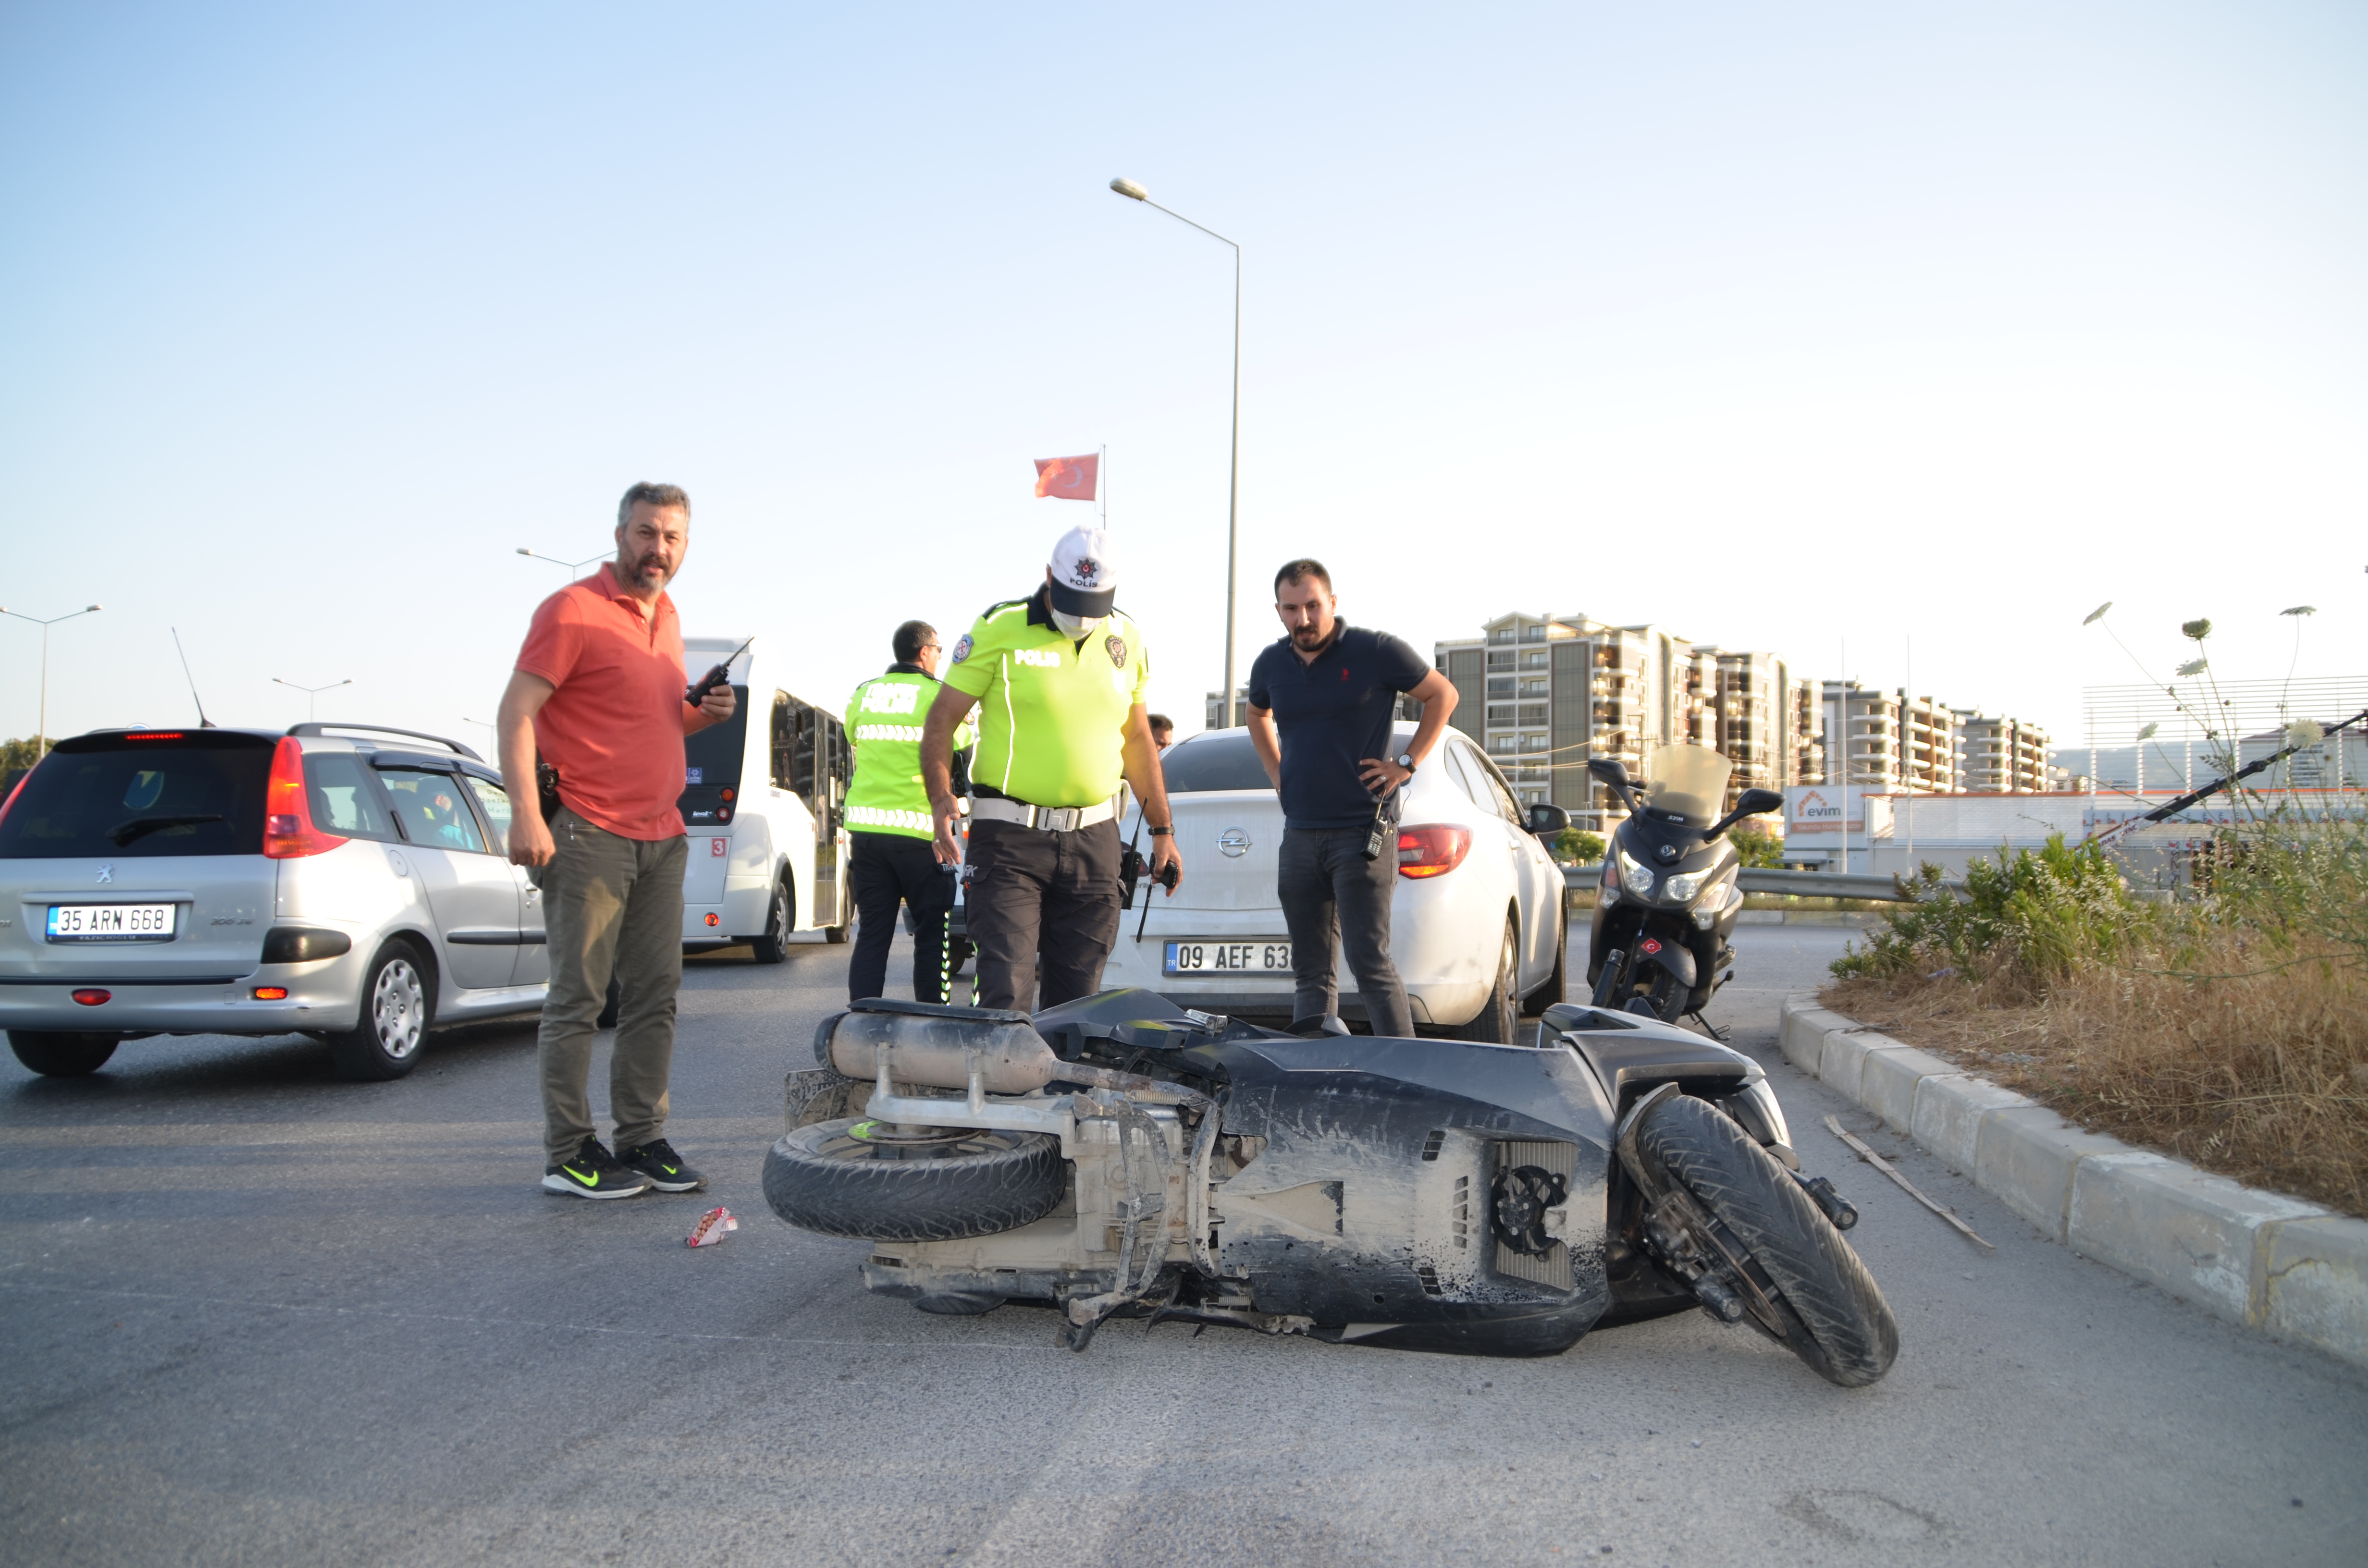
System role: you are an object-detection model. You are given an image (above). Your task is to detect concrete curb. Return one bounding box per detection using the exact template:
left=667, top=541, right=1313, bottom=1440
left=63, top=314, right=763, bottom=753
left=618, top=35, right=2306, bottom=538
left=1780, top=994, right=2368, bottom=1370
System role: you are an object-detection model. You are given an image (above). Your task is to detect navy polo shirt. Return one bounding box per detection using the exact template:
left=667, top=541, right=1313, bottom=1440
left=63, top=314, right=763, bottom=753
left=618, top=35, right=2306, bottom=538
left=1247, top=622, right=1433, bottom=831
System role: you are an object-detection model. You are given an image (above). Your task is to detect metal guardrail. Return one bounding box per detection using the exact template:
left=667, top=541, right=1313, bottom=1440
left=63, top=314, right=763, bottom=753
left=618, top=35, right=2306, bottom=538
left=1562, top=864, right=1941, bottom=902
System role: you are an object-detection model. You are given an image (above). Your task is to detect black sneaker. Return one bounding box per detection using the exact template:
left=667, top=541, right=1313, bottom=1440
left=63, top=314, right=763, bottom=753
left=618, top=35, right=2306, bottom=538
left=542, top=1137, right=654, bottom=1200
left=616, top=1139, right=706, bottom=1193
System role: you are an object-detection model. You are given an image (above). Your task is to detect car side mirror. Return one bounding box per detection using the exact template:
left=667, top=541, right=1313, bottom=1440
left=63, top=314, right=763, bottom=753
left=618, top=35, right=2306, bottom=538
left=1586, top=757, right=1629, bottom=787
left=1526, top=803, right=1569, bottom=837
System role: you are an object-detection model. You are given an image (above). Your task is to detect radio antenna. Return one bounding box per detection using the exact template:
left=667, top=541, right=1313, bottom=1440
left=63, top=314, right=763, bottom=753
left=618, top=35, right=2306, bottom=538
left=171, top=628, right=217, bottom=728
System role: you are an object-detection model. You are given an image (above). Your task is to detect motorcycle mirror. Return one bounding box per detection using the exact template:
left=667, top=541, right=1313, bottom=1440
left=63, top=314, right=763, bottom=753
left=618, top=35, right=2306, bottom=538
left=1586, top=757, right=1630, bottom=787
left=1705, top=787, right=1787, bottom=839
left=1526, top=802, right=1570, bottom=838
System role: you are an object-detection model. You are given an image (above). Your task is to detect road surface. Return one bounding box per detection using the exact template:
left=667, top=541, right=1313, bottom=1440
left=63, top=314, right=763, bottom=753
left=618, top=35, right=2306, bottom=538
left=2, top=924, right=2361, bottom=1566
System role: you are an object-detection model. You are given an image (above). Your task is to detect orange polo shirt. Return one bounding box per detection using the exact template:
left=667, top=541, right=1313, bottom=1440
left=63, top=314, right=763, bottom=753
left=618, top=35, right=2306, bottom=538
left=515, top=564, right=691, bottom=840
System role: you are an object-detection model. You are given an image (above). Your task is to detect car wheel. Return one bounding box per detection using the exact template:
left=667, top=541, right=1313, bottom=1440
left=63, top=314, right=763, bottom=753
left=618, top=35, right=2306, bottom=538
left=8, top=1030, right=118, bottom=1077
left=751, top=875, right=793, bottom=965
left=1522, top=905, right=1567, bottom=1017
left=1455, top=919, right=1519, bottom=1043
left=326, top=942, right=433, bottom=1081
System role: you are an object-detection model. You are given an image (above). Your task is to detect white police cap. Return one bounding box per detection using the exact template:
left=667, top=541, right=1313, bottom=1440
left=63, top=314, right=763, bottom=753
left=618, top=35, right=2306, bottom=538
left=1047, top=525, right=1118, bottom=617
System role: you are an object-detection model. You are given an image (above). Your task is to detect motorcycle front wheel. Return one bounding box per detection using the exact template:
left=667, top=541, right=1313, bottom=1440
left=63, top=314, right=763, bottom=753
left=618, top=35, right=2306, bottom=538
left=762, top=1116, right=1066, bottom=1242
left=1637, top=1094, right=1899, bottom=1387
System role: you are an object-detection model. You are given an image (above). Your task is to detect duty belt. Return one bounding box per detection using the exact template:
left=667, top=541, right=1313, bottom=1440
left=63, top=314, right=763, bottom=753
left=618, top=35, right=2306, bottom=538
left=969, top=795, right=1119, bottom=833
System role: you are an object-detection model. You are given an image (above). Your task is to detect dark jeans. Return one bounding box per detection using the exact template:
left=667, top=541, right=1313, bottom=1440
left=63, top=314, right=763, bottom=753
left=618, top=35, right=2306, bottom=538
left=962, top=816, right=1122, bottom=1014
left=1277, top=825, right=1413, bottom=1037
left=848, top=832, right=957, bottom=1005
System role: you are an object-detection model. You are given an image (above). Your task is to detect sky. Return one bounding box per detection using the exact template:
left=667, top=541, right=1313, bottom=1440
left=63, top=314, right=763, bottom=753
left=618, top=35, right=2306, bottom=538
left=3, top=1, right=2362, bottom=763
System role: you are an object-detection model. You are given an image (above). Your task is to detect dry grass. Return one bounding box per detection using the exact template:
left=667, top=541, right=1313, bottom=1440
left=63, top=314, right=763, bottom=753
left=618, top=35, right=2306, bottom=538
left=1824, top=935, right=2368, bottom=1217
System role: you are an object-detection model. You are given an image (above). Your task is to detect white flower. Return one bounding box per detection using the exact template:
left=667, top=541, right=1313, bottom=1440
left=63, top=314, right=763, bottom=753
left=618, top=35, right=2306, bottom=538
left=2286, top=720, right=2325, bottom=747
left=2176, top=658, right=2208, bottom=677
left=2136, top=723, right=2158, bottom=742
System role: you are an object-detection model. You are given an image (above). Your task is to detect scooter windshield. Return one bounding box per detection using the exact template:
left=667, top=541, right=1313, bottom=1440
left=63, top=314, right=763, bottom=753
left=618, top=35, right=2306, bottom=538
left=1641, top=744, right=1733, bottom=821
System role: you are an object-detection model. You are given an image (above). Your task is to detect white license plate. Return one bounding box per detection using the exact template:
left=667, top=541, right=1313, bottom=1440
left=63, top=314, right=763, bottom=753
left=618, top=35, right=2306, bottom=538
left=1164, top=940, right=1292, bottom=975
left=47, top=904, right=177, bottom=942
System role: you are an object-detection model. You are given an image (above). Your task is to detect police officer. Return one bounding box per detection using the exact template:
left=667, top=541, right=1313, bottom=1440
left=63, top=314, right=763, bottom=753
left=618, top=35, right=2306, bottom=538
left=843, top=620, right=974, bottom=1004
left=919, top=526, right=1180, bottom=1013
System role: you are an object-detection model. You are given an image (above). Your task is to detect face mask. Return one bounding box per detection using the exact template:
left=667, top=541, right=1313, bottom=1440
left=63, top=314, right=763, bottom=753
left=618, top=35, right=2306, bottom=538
left=1050, top=607, right=1102, bottom=637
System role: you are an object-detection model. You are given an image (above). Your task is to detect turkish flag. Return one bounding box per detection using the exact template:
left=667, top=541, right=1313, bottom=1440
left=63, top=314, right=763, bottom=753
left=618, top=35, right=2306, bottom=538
left=1033, top=453, right=1099, bottom=501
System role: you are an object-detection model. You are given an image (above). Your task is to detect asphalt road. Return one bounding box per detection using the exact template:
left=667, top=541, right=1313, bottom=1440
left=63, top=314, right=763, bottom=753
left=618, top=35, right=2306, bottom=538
left=2, top=923, right=2362, bottom=1568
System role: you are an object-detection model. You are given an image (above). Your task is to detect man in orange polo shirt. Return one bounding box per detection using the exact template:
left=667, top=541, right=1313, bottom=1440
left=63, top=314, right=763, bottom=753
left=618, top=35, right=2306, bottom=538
left=496, top=481, right=737, bottom=1199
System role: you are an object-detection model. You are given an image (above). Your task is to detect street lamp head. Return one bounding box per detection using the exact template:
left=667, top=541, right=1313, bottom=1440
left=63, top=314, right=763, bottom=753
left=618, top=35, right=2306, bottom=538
left=86, top=604, right=101, bottom=612
left=516, top=548, right=532, bottom=556
left=1110, top=177, right=1149, bottom=202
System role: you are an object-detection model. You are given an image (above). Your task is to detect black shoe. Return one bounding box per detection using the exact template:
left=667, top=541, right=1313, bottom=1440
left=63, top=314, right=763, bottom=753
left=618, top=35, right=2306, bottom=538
left=616, top=1139, right=706, bottom=1192
left=543, top=1137, right=653, bottom=1200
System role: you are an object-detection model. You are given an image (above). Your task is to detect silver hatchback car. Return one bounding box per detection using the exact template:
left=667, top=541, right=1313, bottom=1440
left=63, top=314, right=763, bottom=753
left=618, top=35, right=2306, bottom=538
left=0, top=723, right=549, bottom=1079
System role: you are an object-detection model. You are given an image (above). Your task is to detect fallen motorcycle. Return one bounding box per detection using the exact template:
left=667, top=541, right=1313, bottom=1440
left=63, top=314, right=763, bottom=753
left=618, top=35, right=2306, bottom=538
left=764, top=989, right=1898, bottom=1385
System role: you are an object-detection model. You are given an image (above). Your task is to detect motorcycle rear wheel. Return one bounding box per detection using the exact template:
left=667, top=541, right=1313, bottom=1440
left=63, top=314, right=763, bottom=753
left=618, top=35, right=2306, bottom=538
left=762, top=1116, right=1066, bottom=1242
left=1637, top=1094, right=1899, bottom=1387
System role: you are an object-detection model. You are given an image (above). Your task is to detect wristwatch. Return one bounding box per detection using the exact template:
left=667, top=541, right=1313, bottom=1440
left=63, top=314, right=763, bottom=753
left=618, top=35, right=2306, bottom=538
left=1394, top=752, right=1417, bottom=774
left=1147, top=824, right=1174, bottom=836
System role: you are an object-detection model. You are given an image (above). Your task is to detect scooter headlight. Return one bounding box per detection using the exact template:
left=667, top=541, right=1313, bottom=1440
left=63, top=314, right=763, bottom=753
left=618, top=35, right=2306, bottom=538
left=1665, top=867, right=1713, bottom=904
left=1618, top=848, right=1655, bottom=899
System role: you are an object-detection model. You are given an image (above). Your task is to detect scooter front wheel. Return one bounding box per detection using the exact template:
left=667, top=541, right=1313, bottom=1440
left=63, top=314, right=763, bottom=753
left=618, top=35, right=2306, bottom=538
left=1636, top=1094, right=1899, bottom=1387
left=762, top=1116, right=1066, bottom=1242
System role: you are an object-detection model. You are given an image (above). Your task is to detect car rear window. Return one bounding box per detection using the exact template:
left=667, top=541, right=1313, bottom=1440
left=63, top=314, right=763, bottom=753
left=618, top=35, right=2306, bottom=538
left=681, top=686, right=748, bottom=826
left=0, top=734, right=271, bottom=858
left=1159, top=734, right=1275, bottom=793
left=303, top=753, right=399, bottom=842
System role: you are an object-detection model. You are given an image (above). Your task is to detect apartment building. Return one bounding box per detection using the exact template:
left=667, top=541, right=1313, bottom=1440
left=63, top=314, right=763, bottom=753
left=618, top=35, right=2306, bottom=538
left=1433, top=614, right=1818, bottom=822
left=1955, top=712, right=2052, bottom=794
left=1821, top=682, right=1967, bottom=793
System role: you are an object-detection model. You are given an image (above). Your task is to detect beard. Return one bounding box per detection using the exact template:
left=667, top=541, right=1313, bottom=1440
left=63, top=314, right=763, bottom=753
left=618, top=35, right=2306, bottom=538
left=621, top=551, right=672, bottom=589
left=1290, top=621, right=1330, bottom=648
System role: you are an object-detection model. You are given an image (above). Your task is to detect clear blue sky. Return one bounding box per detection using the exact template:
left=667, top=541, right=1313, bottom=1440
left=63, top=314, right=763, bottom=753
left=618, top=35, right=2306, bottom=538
left=3, top=1, right=2361, bottom=758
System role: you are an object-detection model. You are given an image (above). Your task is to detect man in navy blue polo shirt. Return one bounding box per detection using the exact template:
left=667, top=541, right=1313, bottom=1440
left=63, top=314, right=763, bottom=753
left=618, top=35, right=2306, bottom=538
left=1245, top=559, right=1459, bottom=1036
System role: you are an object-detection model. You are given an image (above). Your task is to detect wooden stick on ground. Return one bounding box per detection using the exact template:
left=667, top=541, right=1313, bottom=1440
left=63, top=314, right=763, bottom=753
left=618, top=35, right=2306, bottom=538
left=1824, top=1114, right=1995, bottom=1251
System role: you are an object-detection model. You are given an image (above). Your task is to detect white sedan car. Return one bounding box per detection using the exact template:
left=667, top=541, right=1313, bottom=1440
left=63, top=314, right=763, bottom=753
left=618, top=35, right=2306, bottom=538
left=1101, top=725, right=1568, bottom=1039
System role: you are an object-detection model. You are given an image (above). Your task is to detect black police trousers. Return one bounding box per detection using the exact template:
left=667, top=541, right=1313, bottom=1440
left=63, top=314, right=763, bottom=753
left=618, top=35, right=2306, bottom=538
left=848, top=832, right=958, bottom=1005
left=962, top=816, right=1122, bottom=1014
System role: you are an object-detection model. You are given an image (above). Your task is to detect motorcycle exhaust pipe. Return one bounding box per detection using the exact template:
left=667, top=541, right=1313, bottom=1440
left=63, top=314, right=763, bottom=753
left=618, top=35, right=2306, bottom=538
left=820, top=1008, right=1063, bottom=1095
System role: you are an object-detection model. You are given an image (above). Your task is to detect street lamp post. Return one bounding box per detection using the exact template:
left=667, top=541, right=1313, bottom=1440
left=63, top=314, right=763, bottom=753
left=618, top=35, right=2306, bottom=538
left=1109, top=177, right=1244, bottom=728
left=516, top=547, right=610, bottom=575
left=274, top=677, right=353, bottom=721
left=0, top=603, right=102, bottom=758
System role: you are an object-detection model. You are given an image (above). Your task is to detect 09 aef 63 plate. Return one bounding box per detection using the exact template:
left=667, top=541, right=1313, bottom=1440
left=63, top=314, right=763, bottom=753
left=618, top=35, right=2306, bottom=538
left=1164, top=940, right=1291, bottom=976
left=47, top=904, right=177, bottom=942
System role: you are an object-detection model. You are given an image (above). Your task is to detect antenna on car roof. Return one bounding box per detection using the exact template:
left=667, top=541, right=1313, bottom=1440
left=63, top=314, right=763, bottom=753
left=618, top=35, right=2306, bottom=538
left=171, top=628, right=217, bottom=728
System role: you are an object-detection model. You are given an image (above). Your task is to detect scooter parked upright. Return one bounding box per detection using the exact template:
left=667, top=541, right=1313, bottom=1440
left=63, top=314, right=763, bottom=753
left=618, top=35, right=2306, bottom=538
left=1586, top=745, right=1782, bottom=1029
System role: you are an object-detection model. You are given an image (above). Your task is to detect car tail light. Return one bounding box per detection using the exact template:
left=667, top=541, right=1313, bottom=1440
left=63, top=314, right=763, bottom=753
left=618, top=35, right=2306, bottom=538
left=72, top=989, right=111, bottom=1006
left=124, top=732, right=186, bottom=741
left=263, top=737, right=349, bottom=859
left=1396, top=823, right=1473, bottom=879
left=0, top=768, right=28, bottom=832
left=252, top=986, right=289, bottom=1000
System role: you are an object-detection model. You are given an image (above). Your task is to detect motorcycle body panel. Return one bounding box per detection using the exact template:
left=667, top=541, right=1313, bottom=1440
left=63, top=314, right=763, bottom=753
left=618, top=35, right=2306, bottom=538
left=1181, top=1031, right=1616, bottom=1355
